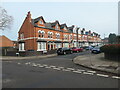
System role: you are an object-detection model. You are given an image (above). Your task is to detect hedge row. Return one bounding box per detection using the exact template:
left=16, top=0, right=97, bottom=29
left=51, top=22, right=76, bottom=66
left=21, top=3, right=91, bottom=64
left=100, top=44, right=120, bottom=54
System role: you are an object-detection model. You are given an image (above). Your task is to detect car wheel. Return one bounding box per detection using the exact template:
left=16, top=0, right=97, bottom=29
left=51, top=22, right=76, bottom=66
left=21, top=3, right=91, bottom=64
left=63, top=51, right=66, bottom=55
left=70, top=51, right=73, bottom=54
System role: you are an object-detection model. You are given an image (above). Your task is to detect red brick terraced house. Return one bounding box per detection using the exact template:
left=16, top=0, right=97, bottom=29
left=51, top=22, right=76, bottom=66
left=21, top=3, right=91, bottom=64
left=18, top=12, right=101, bottom=56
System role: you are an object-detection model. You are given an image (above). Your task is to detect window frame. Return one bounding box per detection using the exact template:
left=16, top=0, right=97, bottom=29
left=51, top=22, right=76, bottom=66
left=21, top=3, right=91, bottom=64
left=37, top=42, right=46, bottom=51
left=19, top=43, right=25, bottom=51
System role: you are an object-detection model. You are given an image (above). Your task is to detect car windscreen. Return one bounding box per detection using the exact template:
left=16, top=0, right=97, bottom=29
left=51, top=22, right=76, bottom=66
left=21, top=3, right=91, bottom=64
left=58, top=48, right=62, bottom=50
left=94, top=47, right=100, bottom=49
left=63, top=47, right=69, bottom=50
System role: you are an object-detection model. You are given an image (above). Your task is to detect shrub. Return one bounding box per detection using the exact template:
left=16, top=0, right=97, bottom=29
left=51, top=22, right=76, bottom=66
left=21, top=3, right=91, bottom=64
left=100, top=44, right=120, bottom=54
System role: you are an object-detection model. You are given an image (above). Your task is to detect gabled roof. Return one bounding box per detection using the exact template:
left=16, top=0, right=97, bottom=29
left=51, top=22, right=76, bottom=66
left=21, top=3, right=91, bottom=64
left=60, top=23, right=68, bottom=29
left=45, top=23, right=52, bottom=28
left=68, top=25, right=74, bottom=33
left=34, top=16, right=46, bottom=23
left=50, top=20, right=60, bottom=27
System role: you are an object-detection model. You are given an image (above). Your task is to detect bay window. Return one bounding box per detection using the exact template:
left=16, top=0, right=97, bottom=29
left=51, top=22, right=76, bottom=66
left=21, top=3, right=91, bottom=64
left=37, top=42, right=46, bottom=51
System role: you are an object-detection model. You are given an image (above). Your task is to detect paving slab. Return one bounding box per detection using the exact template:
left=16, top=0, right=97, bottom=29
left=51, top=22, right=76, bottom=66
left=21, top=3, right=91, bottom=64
left=73, top=53, right=120, bottom=75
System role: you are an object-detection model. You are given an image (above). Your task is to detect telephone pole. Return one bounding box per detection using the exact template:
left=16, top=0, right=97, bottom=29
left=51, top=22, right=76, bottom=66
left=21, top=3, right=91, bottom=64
left=76, top=27, right=80, bottom=47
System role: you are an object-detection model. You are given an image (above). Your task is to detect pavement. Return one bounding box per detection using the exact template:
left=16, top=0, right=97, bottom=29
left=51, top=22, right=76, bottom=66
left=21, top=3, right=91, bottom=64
left=73, top=53, right=120, bottom=76
left=0, top=54, right=57, bottom=60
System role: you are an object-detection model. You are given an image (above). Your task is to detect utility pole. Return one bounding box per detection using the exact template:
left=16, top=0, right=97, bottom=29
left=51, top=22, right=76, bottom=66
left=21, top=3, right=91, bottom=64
left=76, top=27, right=80, bottom=47
left=104, top=34, right=105, bottom=45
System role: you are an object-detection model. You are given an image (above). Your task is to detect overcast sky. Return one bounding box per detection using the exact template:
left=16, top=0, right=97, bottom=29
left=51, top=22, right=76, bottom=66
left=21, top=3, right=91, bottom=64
left=0, top=1, right=118, bottom=40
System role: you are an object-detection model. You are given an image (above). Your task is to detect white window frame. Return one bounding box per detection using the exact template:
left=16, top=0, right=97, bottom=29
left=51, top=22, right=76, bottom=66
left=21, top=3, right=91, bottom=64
left=64, top=27, right=67, bottom=30
left=56, top=43, right=61, bottom=49
left=19, top=43, right=25, bottom=51
left=37, top=42, right=46, bottom=51
left=20, top=33, right=24, bottom=39
left=55, top=24, right=59, bottom=30
left=40, top=20, right=43, bottom=24
left=38, top=30, right=45, bottom=38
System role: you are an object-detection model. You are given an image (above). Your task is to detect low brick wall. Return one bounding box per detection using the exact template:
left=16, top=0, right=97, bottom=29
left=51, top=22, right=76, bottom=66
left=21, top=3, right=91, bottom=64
left=0, top=47, right=18, bottom=56
left=19, top=50, right=57, bottom=56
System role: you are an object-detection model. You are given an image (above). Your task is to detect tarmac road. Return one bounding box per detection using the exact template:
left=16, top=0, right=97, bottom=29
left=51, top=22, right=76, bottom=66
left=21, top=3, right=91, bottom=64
left=2, top=51, right=119, bottom=88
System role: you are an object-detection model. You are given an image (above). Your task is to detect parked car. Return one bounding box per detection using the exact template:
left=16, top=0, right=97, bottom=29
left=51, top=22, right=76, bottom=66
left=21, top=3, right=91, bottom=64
left=91, top=46, right=101, bottom=54
left=71, top=47, right=83, bottom=52
left=85, top=46, right=94, bottom=50
left=57, top=47, right=73, bottom=55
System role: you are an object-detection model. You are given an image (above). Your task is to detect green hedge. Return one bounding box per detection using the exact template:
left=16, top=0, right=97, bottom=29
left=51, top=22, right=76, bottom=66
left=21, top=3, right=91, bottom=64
left=100, top=44, right=120, bottom=54
left=100, top=44, right=120, bottom=61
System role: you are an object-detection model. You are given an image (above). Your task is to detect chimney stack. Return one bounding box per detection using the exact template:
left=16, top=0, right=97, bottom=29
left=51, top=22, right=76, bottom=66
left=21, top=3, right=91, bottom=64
left=27, top=11, right=31, bottom=22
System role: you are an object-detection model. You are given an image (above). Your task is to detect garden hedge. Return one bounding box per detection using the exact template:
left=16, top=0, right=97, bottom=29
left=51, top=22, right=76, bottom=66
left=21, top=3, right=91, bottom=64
left=100, top=44, right=120, bottom=61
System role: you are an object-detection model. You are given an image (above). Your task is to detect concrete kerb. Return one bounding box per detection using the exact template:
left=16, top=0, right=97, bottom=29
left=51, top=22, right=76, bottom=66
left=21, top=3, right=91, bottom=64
left=72, top=54, right=120, bottom=76
left=1, top=54, right=57, bottom=61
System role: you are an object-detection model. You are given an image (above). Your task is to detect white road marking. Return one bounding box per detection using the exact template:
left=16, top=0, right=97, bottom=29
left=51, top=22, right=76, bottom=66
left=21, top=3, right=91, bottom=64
left=67, top=68, right=75, bottom=70
left=72, top=70, right=82, bottom=73
left=32, top=64, right=37, bottom=67
left=87, top=71, right=96, bottom=73
left=53, top=67, right=61, bottom=70
left=42, top=64, right=48, bottom=66
left=25, top=62, right=31, bottom=65
left=21, top=62, right=120, bottom=80
left=37, top=64, right=41, bottom=66
left=96, top=74, right=109, bottom=77
left=83, top=72, right=94, bottom=75
left=38, top=65, right=44, bottom=67
left=112, top=76, right=120, bottom=79
left=50, top=65, right=56, bottom=68
left=77, top=69, right=85, bottom=72
left=62, top=69, right=71, bottom=72
left=25, top=63, right=29, bottom=65
left=18, top=63, right=21, bottom=65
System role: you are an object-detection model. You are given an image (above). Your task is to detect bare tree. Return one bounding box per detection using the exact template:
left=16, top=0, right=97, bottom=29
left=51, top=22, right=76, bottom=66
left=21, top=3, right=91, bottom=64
left=0, top=7, right=13, bottom=30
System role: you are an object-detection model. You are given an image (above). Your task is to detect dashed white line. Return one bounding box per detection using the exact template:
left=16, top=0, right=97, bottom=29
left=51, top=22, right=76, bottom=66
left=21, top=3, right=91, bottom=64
left=50, top=65, right=56, bottom=68
left=67, top=68, right=75, bottom=70
left=25, top=62, right=31, bottom=65
left=38, top=65, right=44, bottom=67
left=53, top=67, right=61, bottom=70
left=112, top=76, right=120, bottom=79
left=32, top=64, right=38, bottom=67
left=18, top=63, right=21, bottom=65
left=87, top=71, right=96, bottom=73
left=18, top=62, right=120, bottom=80
left=37, top=64, right=41, bottom=66
left=72, top=70, right=82, bottom=73
left=83, top=72, right=94, bottom=75
left=77, top=69, right=85, bottom=72
left=62, top=69, right=71, bottom=72
left=96, top=74, right=109, bottom=77
left=42, top=64, right=48, bottom=66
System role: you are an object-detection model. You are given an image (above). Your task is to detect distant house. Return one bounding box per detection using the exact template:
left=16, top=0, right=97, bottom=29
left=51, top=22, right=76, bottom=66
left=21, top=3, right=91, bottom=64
left=0, top=35, right=14, bottom=47
left=0, top=35, right=18, bottom=56
left=102, top=38, right=109, bottom=45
